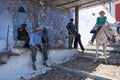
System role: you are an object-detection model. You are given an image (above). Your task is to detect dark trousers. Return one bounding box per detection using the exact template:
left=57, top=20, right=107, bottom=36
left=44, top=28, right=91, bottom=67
left=19, top=36, right=29, bottom=47
left=30, top=45, right=48, bottom=65
left=90, top=27, right=101, bottom=43
left=74, top=33, right=84, bottom=50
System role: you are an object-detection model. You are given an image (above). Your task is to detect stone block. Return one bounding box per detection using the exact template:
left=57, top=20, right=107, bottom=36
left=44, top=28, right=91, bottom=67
left=14, top=40, right=25, bottom=48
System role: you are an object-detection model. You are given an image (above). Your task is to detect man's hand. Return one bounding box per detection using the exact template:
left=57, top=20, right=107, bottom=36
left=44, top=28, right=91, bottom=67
left=69, top=30, right=72, bottom=34
left=34, top=46, right=40, bottom=51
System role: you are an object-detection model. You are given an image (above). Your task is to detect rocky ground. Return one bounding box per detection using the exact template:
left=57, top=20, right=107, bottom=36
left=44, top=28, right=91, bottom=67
left=29, top=52, right=120, bottom=80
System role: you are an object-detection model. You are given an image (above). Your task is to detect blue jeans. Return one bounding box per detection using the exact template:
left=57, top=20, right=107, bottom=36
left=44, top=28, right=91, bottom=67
left=90, top=33, right=96, bottom=43
left=90, top=27, right=101, bottom=43
left=30, top=45, right=48, bottom=65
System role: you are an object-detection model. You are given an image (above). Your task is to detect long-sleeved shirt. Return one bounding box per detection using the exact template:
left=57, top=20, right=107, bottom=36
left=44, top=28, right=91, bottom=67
left=29, top=33, right=42, bottom=46
left=66, top=22, right=78, bottom=34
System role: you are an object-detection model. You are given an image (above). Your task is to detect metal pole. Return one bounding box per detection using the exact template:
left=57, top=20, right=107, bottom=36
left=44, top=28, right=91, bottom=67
left=6, top=25, right=10, bottom=51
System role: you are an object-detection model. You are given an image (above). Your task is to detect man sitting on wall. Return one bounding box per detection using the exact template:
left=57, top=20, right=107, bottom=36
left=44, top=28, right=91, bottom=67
left=17, top=24, right=29, bottom=47
left=29, top=28, right=48, bottom=70
left=41, top=28, right=49, bottom=49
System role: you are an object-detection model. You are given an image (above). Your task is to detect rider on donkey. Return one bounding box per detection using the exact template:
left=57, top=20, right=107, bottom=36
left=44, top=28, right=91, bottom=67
left=89, top=11, right=107, bottom=44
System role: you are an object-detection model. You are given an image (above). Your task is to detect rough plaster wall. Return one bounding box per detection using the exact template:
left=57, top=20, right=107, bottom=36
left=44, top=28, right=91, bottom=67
left=0, top=0, right=74, bottom=51
left=0, top=6, right=14, bottom=52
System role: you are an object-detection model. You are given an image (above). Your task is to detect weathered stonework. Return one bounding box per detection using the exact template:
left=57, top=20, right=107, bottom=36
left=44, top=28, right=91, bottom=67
left=0, top=0, right=74, bottom=52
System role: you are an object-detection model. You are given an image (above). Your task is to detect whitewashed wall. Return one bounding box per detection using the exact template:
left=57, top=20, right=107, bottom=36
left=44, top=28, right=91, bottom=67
left=79, top=5, right=116, bottom=46
left=0, top=8, right=14, bottom=52
left=0, top=0, right=74, bottom=52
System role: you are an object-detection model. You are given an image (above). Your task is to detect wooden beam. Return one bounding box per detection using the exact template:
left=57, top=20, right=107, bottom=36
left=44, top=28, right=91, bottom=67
left=62, top=0, right=95, bottom=9
left=55, top=0, right=80, bottom=7
left=52, top=65, right=114, bottom=80
left=62, top=0, right=112, bottom=9
left=75, top=6, right=79, bottom=30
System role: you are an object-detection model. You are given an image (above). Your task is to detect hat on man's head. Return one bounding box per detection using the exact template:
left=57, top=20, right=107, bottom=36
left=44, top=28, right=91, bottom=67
left=36, top=27, right=41, bottom=32
left=70, top=18, right=74, bottom=21
left=99, top=11, right=105, bottom=14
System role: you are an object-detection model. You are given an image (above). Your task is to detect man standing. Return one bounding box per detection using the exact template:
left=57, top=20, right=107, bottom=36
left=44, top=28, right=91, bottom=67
left=66, top=18, right=77, bottom=49
left=74, top=33, right=85, bottom=52
left=29, top=28, right=48, bottom=70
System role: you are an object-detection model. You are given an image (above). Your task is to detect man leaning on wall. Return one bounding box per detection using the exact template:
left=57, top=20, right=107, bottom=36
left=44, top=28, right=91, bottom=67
left=66, top=18, right=77, bottom=49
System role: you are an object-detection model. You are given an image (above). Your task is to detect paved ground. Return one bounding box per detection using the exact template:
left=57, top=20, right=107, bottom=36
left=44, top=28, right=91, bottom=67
left=30, top=52, right=120, bottom=80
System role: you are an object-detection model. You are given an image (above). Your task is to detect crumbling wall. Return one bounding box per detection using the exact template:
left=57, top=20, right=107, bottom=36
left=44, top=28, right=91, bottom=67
left=0, top=0, right=74, bottom=51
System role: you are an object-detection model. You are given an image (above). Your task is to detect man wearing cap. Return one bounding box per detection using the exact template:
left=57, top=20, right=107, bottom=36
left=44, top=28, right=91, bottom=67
left=66, top=18, right=78, bottom=48
left=29, top=28, right=48, bottom=70
left=89, top=11, right=107, bottom=44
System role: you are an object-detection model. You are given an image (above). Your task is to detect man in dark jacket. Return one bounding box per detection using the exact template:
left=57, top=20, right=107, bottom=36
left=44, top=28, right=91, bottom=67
left=18, top=24, right=29, bottom=47
left=74, top=33, right=85, bottom=52
left=66, top=18, right=77, bottom=49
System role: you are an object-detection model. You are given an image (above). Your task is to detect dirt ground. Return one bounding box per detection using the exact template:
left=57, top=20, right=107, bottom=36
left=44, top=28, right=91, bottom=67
left=30, top=53, right=120, bottom=80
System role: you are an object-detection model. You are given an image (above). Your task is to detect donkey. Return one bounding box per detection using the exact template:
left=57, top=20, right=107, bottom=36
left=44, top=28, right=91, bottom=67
left=94, top=22, right=116, bottom=63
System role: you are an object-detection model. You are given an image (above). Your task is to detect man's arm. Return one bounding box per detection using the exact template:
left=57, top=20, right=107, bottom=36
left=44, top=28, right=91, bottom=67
left=30, top=34, right=35, bottom=46
left=66, top=23, right=72, bottom=34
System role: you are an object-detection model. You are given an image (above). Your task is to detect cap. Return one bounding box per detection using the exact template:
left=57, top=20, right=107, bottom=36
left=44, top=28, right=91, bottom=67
left=36, top=27, right=41, bottom=31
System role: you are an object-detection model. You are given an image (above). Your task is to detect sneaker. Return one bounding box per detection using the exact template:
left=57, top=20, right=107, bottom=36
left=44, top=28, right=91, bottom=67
left=89, top=41, right=93, bottom=44
left=32, top=64, right=37, bottom=70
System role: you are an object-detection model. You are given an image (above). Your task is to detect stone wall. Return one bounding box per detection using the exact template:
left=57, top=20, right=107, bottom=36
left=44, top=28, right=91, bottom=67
left=0, top=0, right=74, bottom=51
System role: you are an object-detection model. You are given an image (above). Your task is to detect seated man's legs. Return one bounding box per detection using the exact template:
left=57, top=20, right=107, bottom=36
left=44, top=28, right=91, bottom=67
left=40, top=47, right=48, bottom=66
left=89, top=33, right=96, bottom=44
left=89, top=26, right=102, bottom=44
left=30, top=45, right=48, bottom=70
left=30, top=46, right=37, bottom=70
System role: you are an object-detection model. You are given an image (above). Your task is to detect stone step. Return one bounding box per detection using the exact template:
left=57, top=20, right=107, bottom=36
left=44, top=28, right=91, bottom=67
left=75, top=55, right=120, bottom=65
left=0, top=51, right=20, bottom=65
left=78, top=49, right=120, bottom=60
left=108, top=44, right=120, bottom=47
left=0, top=48, right=78, bottom=80
left=85, top=48, right=120, bottom=53
left=83, top=45, right=120, bottom=53
left=0, top=59, right=6, bottom=64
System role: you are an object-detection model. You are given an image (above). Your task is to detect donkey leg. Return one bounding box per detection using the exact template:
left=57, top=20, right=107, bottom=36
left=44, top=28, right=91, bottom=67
left=103, top=44, right=108, bottom=63
left=94, top=44, right=99, bottom=63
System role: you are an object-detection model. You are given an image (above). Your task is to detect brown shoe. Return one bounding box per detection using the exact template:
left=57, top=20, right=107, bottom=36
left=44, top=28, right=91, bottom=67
left=32, top=64, right=37, bottom=70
